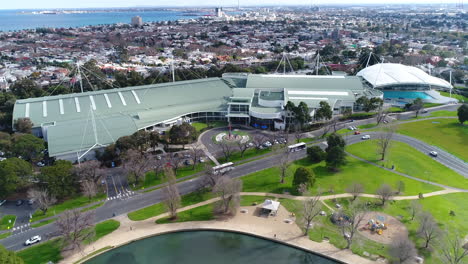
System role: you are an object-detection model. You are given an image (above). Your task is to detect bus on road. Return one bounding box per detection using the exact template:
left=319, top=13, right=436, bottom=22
left=212, top=162, right=234, bottom=175
left=288, top=142, right=306, bottom=152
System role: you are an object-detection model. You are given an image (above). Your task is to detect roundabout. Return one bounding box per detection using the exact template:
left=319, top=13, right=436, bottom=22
left=213, top=130, right=251, bottom=144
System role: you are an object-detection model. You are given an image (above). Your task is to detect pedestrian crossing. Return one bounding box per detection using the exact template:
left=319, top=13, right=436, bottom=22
left=10, top=223, right=32, bottom=236
left=107, top=189, right=136, bottom=201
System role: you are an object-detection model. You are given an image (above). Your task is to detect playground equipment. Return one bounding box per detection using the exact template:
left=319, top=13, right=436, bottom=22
left=364, top=217, right=388, bottom=235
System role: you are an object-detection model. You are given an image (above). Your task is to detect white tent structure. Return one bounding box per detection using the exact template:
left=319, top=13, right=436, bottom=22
left=261, top=199, right=280, bottom=215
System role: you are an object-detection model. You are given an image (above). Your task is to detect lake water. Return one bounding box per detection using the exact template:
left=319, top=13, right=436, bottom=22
left=0, top=10, right=202, bottom=32
left=84, top=230, right=340, bottom=264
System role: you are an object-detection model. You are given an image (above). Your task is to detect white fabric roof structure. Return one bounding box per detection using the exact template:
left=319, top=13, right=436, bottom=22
left=261, top=199, right=280, bottom=212
left=357, top=63, right=452, bottom=89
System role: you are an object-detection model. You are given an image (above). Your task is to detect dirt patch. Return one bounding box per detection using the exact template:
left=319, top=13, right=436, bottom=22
left=357, top=212, right=407, bottom=245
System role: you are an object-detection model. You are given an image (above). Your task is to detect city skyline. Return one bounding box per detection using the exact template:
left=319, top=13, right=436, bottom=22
left=0, top=0, right=462, bottom=10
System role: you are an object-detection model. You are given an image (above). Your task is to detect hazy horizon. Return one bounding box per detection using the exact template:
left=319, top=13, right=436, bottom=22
left=0, top=0, right=462, bottom=10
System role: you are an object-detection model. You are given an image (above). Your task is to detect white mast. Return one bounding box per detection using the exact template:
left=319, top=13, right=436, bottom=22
left=316, top=52, right=320, bottom=75
left=171, top=56, right=175, bottom=82
left=77, top=62, right=84, bottom=93
left=365, top=51, right=372, bottom=68
left=449, top=70, right=452, bottom=98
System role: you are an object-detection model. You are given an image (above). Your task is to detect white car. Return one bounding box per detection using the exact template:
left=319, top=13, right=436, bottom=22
left=361, top=135, right=370, bottom=140
left=0, top=200, right=6, bottom=206
left=429, top=151, right=438, bottom=157
left=25, top=235, right=41, bottom=246
left=348, top=126, right=355, bottom=130
left=36, top=161, right=45, bottom=167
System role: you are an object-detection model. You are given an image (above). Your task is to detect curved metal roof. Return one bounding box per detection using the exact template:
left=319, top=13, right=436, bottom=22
left=356, top=63, right=452, bottom=89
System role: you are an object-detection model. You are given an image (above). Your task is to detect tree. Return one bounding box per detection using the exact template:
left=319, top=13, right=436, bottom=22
left=377, top=124, right=397, bottom=160
left=27, top=189, right=56, bottom=215
left=166, top=154, right=183, bottom=175
left=417, top=211, right=441, bottom=249
left=81, top=180, right=99, bottom=200
left=315, top=101, right=332, bottom=121
left=292, top=167, right=315, bottom=193
left=236, top=140, right=249, bottom=158
left=0, top=244, right=24, bottom=264
left=13, top=118, right=33, bottom=133
left=212, top=176, right=242, bottom=215
left=388, top=235, right=417, bottom=264
left=410, top=98, right=424, bottom=118
left=439, top=232, right=468, bottom=264
left=56, top=209, right=94, bottom=251
left=340, top=201, right=367, bottom=249
left=396, top=180, right=405, bottom=195
left=325, top=146, right=347, bottom=171
left=72, top=160, right=104, bottom=185
left=307, top=146, right=326, bottom=163
left=356, top=97, right=383, bottom=113
left=295, top=101, right=312, bottom=128
left=0, top=157, right=32, bottom=198
left=219, top=141, right=235, bottom=162
left=301, top=193, right=322, bottom=236
left=11, top=134, right=45, bottom=163
left=39, top=160, right=76, bottom=199
left=409, top=200, right=422, bottom=221
left=169, top=123, right=197, bottom=148
left=457, top=104, right=468, bottom=124
left=162, top=167, right=181, bottom=220
left=326, top=133, right=346, bottom=151
left=346, top=183, right=364, bottom=201
left=189, top=143, right=204, bottom=170
left=376, top=184, right=394, bottom=206
left=131, top=130, right=151, bottom=153
left=122, top=149, right=152, bottom=184
left=277, top=148, right=291, bottom=184
left=251, top=134, right=266, bottom=150
left=10, top=78, right=43, bottom=99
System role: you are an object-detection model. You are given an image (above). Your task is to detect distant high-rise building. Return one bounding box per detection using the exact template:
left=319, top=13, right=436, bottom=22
left=131, top=16, right=143, bottom=27
left=215, top=7, right=223, bottom=17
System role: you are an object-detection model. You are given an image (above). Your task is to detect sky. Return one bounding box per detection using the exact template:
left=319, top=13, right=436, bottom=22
left=0, top=0, right=460, bottom=10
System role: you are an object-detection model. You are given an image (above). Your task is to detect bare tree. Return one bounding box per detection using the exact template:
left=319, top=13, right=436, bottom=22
left=301, top=193, right=322, bottom=236
left=166, top=153, right=183, bottom=175
left=200, top=163, right=220, bottom=189
left=162, top=167, right=181, bottom=220
left=189, top=143, right=204, bottom=170
left=212, top=176, right=242, bottom=216
left=252, top=134, right=266, bottom=150
left=340, top=201, right=367, bottom=249
left=277, top=148, right=291, bottom=184
left=72, top=160, right=104, bottom=185
left=376, top=124, right=397, bottom=161
left=236, top=140, right=250, bottom=158
left=152, top=157, right=166, bottom=179
left=409, top=200, right=422, bottom=221
left=56, top=209, right=94, bottom=252
left=27, top=189, right=56, bottom=215
left=417, top=211, right=441, bottom=249
left=376, top=184, right=394, bottom=206
left=439, top=232, right=468, bottom=264
left=219, top=141, right=235, bottom=161
left=396, top=180, right=405, bottom=195
left=345, top=183, right=364, bottom=201
left=293, top=129, right=304, bottom=143
left=122, top=149, right=152, bottom=184
left=376, top=106, right=389, bottom=125
left=388, top=235, right=417, bottom=264
left=81, top=180, right=98, bottom=200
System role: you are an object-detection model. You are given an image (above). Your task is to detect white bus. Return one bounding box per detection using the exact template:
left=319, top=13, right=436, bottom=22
left=212, top=162, right=234, bottom=175
left=288, top=142, right=306, bottom=152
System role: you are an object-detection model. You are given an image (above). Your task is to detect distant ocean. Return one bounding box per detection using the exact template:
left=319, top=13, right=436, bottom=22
left=0, top=9, right=202, bottom=32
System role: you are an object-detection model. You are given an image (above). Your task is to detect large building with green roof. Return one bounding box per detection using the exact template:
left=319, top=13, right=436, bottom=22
left=12, top=73, right=382, bottom=161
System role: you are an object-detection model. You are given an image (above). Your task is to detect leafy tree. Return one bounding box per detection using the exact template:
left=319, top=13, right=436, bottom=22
left=307, top=146, right=326, bottom=163
left=13, top=117, right=33, bottom=133
left=457, top=104, right=468, bottom=124
left=0, top=244, right=24, bottom=264
left=10, top=78, right=43, bottom=99
left=325, top=146, right=347, bottom=171
left=96, top=143, right=120, bottom=168
left=294, top=102, right=312, bottom=128
left=292, top=167, right=315, bottom=192
left=0, top=132, right=12, bottom=154
left=409, top=97, right=424, bottom=117
left=326, top=133, right=346, bottom=151
left=169, top=123, right=197, bottom=147
left=356, top=96, right=383, bottom=112
left=315, top=101, right=332, bottom=121
left=39, top=160, right=76, bottom=199
left=11, top=134, right=45, bottom=162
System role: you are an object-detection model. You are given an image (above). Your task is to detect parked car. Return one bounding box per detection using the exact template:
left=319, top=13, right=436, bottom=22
left=36, top=161, right=45, bottom=167
left=199, top=157, right=205, bottom=163
left=422, top=109, right=428, bottom=113
left=156, top=155, right=162, bottom=160
left=183, top=154, right=191, bottom=158
left=263, top=141, right=272, bottom=147
left=354, top=131, right=361, bottom=135
left=348, top=126, right=355, bottom=130
left=24, top=236, right=41, bottom=246
left=0, top=200, right=6, bottom=206
left=16, top=200, right=24, bottom=206
left=183, top=160, right=191, bottom=166
left=429, top=151, right=438, bottom=157
left=28, top=199, right=35, bottom=205
left=361, top=135, right=370, bottom=140
left=352, top=126, right=358, bottom=130
left=247, top=142, right=254, bottom=148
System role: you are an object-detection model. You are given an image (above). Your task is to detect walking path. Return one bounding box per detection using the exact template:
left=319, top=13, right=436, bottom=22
left=62, top=189, right=461, bottom=264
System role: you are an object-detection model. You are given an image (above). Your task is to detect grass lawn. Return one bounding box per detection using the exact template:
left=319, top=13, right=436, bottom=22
left=86, top=219, right=120, bottom=243
left=427, top=110, right=457, bottom=117
left=191, top=122, right=208, bottom=132
left=18, top=238, right=63, bottom=264
left=155, top=203, right=214, bottom=224
left=218, top=147, right=272, bottom=164
left=439, top=91, right=468, bottom=102
left=0, top=215, right=16, bottom=230
left=128, top=189, right=214, bottom=221
left=347, top=140, right=467, bottom=189
left=0, top=232, right=11, bottom=239
left=31, top=219, right=55, bottom=228
left=81, top=202, right=104, bottom=213
left=423, top=103, right=443, bottom=108
left=397, top=118, right=468, bottom=161
left=388, top=107, right=404, bottom=113
left=132, top=162, right=207, bottom=191
left=241, top=156, right=442, bottom=195
left=239, top=195, right=275, bottom=206
left=192, top=121, right=227, bottom=132
left=299, top=137, right=315, bottom=143
left=31, top=193, right=106, bottom=223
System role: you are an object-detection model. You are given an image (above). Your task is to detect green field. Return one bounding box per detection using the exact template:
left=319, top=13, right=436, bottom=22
left=0, top=232, right=11, bottom=239
left=31, top=219, right=55, bottom=228
left=218, top=147, right=272, bottom=163
left=347, top=140, right=467, bottom=189
left=397, top=118, right=468, bottom=161
left=241, top=156, right=442, bottom=195
left=31, top=193, right=106, bottom=223
left=0, top=215, right=16, bottom=230
left=156, top=203, right=214, bottom=224
left=87, top=219, right=120, bottom=243
left=18, top=239, right=63, bottom=264
left=439, top=91, right=468, bottom=102
left=128, top=189, right=214, bottom=221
